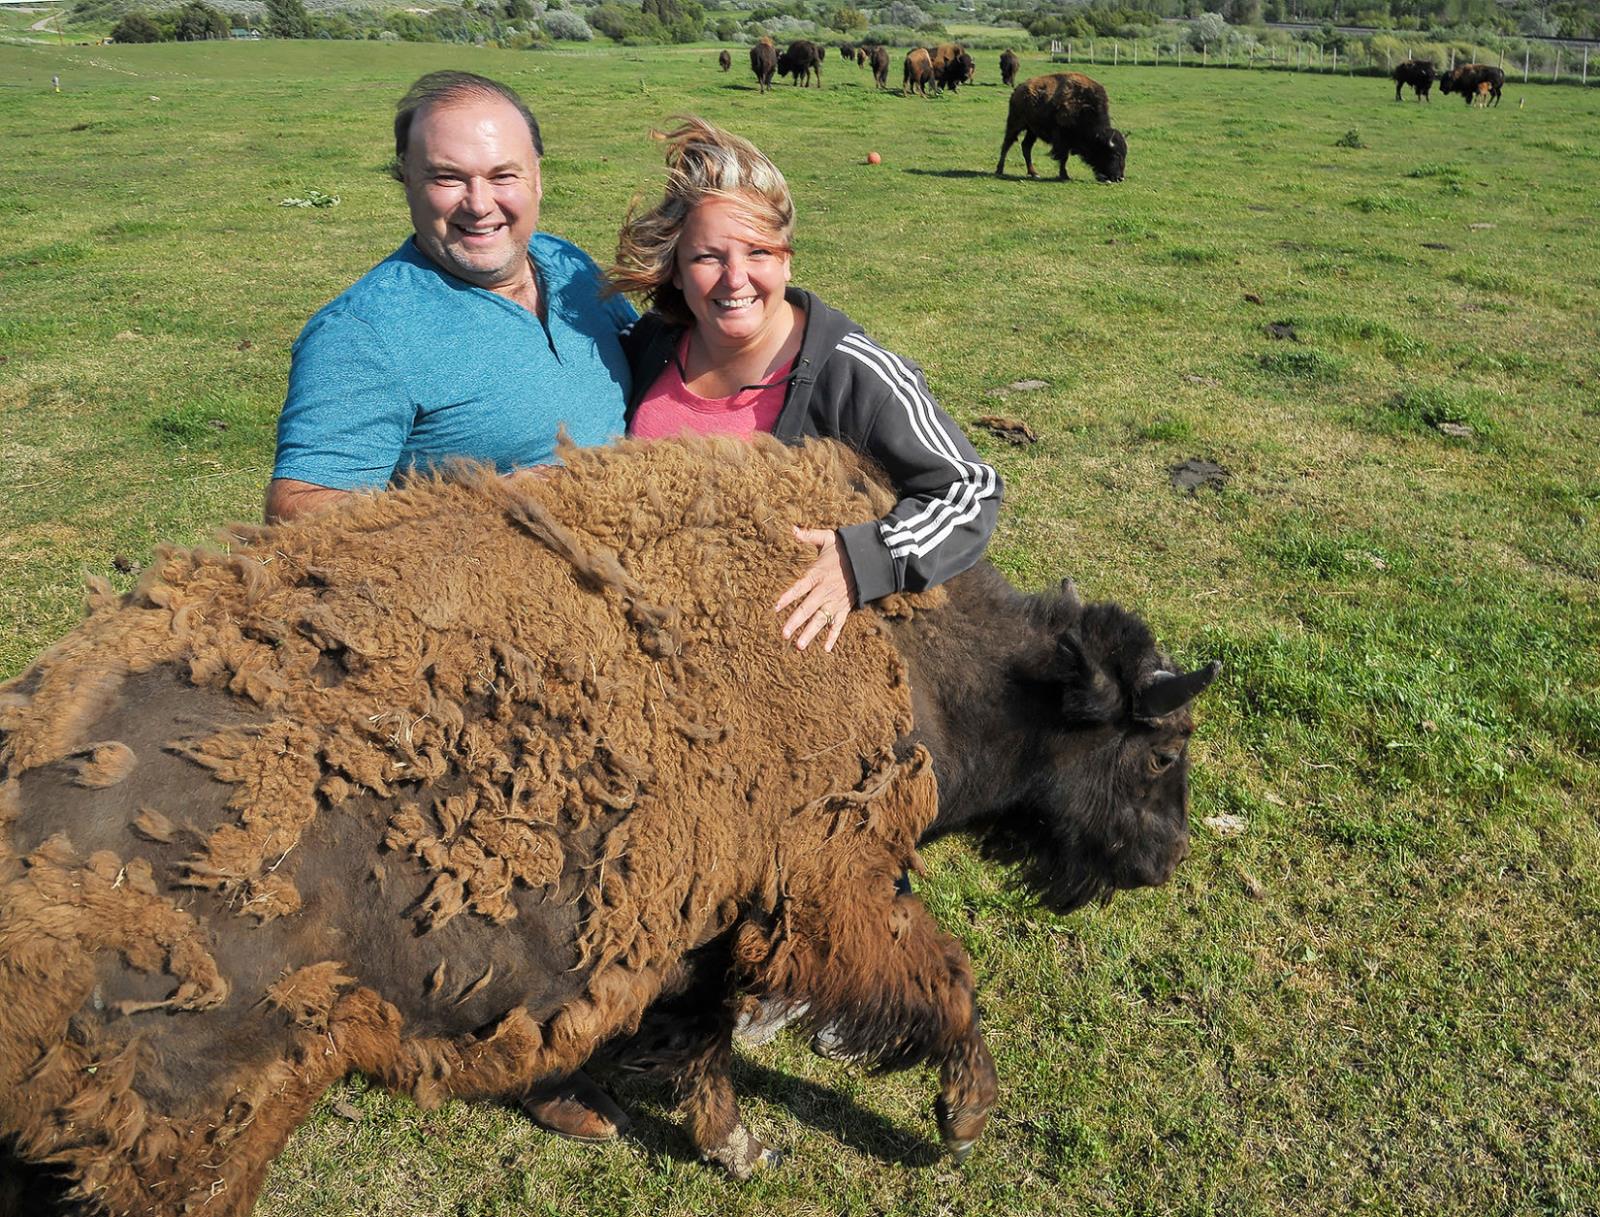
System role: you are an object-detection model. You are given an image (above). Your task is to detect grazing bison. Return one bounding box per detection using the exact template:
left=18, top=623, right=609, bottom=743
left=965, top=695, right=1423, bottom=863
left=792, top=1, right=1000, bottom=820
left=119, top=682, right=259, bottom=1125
left=840, top=41, right=855, bottom=62
left=929, top=42, right=974, bottom=90
left=1392, top=58, right=1434, bottom=101
left=1000, top=49, right=1020, bottom=87
left=750, top=40, right=777, bottom=93
left=0, top=437, right=1215, bottom=1214
left=777, top=39, right=823, bottom=87
left=858, top=46, right=868, bottom=67
left=1440, top=62, right=1502, bottom=105
left=904, top=47, right=936, bottom=97
left=997, top=72, right=1127, bottom=183
left=868, top=44, right=889, bottom=87
left=718, top=49, right=732, bottom=72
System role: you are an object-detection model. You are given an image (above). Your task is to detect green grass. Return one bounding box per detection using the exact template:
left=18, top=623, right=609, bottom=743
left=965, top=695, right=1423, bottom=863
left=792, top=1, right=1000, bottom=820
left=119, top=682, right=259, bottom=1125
left=3, top=38, right=1599, bottom=1217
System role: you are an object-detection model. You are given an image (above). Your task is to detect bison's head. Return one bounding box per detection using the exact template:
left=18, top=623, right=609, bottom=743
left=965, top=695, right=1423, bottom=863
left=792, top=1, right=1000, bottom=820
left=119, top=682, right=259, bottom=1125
left=951, top=585, right=1217, bottom=914
left=1084, top=127, right=1127, bottom=183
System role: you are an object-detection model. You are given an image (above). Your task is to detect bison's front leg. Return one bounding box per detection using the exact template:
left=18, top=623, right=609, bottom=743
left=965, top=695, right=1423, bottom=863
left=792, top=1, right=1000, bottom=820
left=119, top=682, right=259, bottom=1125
left=676, top=1013, right=781, bottom=1179
left=624, top=946, right=781, bottom=1179
left=745, top=890, right=999, bottom=1164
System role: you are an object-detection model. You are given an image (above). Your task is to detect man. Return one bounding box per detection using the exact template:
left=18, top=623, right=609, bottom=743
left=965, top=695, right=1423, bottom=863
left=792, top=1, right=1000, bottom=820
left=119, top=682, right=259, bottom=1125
left=266, top=70, right=634, bottom=522
left=266, top=72, right=632, bottom=1144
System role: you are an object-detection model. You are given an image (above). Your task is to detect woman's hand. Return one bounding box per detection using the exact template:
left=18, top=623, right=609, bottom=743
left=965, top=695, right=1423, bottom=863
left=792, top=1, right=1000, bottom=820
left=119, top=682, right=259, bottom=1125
left=775, top=527, right=857, bottom=652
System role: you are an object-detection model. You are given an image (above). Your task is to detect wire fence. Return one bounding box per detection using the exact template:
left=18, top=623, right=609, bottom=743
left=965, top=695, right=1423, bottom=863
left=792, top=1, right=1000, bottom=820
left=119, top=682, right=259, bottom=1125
left=1046, top=36, right=1595, bottom=87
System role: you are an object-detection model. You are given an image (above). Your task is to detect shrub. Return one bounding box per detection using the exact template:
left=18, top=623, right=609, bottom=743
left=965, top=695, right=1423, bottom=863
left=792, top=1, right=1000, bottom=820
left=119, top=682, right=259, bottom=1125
left=111, top=11, right=163, bottom=41
left=1334, top=129, right=1366, bottom=149
left=543, top=8, right=592, bottom=38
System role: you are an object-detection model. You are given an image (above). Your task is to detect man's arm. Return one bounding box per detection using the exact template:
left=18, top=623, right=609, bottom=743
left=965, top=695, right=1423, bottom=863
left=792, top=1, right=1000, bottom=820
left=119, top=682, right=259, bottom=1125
left=264, top=478, right=352, bottom=524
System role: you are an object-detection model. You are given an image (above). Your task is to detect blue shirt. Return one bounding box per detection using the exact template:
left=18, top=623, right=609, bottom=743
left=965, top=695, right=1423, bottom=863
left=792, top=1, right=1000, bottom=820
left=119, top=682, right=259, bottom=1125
left=274, top=234, right=636, bottom=489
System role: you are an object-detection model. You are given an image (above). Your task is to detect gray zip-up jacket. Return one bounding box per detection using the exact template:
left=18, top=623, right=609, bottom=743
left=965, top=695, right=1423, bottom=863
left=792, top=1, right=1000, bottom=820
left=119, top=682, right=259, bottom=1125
left=624, top=288, right=1003, bottom=606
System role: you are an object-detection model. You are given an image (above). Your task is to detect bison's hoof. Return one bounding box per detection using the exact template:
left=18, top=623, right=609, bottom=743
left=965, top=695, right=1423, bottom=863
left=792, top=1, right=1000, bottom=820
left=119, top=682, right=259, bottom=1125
left=704, top=1124, right=781, bottom=1181
left=944, top=1137, right=978, bottom=1166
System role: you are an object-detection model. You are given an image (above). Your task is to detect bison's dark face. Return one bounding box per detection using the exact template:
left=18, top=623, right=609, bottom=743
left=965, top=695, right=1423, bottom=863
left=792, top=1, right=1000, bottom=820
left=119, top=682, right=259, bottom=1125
left=978, top=598, right=1217, bottom=913
left=1085, top=127, right=1127, bottom=183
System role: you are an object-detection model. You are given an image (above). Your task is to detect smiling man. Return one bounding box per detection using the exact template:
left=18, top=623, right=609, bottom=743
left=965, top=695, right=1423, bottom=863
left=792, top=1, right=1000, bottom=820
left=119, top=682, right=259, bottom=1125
left=266, top=71, right=634, bottom=522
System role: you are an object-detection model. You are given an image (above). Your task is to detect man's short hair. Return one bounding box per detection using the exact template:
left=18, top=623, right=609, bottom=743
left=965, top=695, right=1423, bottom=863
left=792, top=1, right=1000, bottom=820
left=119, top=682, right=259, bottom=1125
left=390, top=71, right=543, bottom=181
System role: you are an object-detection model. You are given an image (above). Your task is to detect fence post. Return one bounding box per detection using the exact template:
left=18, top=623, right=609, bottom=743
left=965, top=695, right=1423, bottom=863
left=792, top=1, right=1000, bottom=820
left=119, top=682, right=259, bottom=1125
left=1524, top=47, right=1529, bottom=82
left=1332, top=46, right=1337, bottom=73
left=1114, top=41, right=1118, bottom=67
left=1554, top=46, right=1561, bottom=82
left=1203, top=44, right=1207, bottom=67
left=1584, top=46, right=1588, bottom=85
left=1090, top=40, right=1094, bottom=64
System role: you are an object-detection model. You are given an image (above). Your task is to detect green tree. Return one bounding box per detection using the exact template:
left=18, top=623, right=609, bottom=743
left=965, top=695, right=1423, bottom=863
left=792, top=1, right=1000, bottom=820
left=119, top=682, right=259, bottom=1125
left=111, top=11, right=163, bottom=40
left=173, top=0, right=228, bottom=39
left=828, top=5, right=868, bottom=31
left=265, top=0, right=312, bottom=38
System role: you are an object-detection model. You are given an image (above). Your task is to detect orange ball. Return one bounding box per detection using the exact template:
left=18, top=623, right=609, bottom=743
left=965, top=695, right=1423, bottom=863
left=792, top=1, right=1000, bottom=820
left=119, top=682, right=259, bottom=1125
left=866, top=151, right=882, bottom=165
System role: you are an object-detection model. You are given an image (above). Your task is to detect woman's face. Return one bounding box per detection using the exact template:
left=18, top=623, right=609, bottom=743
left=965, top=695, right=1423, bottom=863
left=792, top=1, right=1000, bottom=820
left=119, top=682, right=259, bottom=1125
left=672, top=196, right=792, bottom=350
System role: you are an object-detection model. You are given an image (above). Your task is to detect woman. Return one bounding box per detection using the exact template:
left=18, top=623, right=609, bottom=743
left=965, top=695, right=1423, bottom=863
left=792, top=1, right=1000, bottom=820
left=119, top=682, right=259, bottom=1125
left=611, top=118, right=1001, bottom=651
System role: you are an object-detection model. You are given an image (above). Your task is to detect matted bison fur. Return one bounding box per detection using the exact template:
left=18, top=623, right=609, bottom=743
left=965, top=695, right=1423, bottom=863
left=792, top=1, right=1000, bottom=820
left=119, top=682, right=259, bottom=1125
left=0, top=437, right=999, bottom=1215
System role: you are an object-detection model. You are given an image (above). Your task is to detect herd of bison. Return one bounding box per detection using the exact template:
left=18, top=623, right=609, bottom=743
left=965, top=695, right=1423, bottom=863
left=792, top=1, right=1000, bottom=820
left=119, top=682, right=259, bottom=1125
left=728, top=37, right=1510, bottom=183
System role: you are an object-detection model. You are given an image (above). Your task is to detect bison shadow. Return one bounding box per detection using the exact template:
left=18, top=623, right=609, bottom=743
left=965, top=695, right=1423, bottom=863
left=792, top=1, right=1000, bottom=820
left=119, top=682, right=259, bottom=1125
left=594, top=1057, right=941, bottom=1168
left=901, top=168, right=995, bottom=180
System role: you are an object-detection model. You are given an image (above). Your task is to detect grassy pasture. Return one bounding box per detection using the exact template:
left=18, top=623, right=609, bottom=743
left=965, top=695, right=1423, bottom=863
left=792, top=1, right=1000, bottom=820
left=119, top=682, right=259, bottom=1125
left=3, top=37, right=1599, bottom=1217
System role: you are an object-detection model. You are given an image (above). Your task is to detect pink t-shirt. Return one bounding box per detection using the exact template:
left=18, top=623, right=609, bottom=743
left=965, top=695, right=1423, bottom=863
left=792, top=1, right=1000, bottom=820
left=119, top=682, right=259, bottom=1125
left=630, top=336, right=792, bottom=440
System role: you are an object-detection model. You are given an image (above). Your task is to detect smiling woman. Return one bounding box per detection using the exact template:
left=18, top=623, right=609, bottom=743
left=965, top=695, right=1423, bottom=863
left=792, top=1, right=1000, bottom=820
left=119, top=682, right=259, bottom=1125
left=610, top=118, right=1003, bottom=655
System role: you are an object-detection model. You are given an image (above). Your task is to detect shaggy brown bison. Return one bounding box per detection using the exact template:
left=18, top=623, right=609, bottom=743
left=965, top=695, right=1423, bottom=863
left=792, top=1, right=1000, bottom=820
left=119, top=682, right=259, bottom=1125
left=997, top=72, right=1127, bottom=183
left=778, top=38, right=823, bottom=87
left=718, top=49, right=732, bottom=72
left=750, top=40, right=777, bottom=93
left=0, top=437, right=1214, bottom=1214
left=868, top=43, right=889, bottom=87
left=904, top=47, right=935, bottom=97
left=1000, top=49, right=1020, bottom=87
left=1392, top=58, right=1434, bottom=101
left=929, top=42, right=974, bottom=90
left=1440, top=62, right=1503, bottom=105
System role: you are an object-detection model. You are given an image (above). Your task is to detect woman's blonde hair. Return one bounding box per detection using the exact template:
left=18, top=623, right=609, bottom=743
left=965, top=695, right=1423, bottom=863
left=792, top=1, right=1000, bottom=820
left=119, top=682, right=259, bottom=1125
left=610, top=117, right=795, bottom=326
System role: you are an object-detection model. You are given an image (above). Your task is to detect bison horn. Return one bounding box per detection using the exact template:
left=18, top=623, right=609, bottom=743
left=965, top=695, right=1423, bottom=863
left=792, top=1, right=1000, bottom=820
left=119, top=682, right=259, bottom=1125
left=1134, top=660, right=1221, bottom=720
left=1057, top=576, right=1081, bottom=608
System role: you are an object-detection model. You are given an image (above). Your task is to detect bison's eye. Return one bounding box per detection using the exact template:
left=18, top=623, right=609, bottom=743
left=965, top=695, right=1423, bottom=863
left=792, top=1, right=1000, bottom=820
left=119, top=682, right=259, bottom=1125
left=1148, top=750, right=1181, bottom=775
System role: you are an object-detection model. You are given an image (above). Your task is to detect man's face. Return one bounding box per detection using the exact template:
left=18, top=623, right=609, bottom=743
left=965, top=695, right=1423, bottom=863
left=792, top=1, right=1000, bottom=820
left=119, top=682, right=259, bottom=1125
left=402, top=96, right=541, bottom=291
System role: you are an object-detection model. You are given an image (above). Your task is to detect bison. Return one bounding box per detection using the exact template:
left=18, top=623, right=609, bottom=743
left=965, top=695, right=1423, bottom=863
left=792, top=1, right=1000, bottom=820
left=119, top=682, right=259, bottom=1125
left=929, top=42, right=974, bottom=90
left=868, top=44, right=888, bottom=88
left=904, top=47, right=935, bottom=97
left=0, top=438, right=1215, bottom=1215
left=1391, top=58, right=1434, bottom=101
left=718, top=49, right=731, bottom=72
left=1000, top=49, right=1020, bottom=87
left=1440, top=62, right=1502, bottom=106
left=839, top=41, right=855, bottom=62
left=997, top=72, right=1127, bottom=183
left=750, top=40, right=777, bottom=93
left=777, top=38, right=823, bottom=87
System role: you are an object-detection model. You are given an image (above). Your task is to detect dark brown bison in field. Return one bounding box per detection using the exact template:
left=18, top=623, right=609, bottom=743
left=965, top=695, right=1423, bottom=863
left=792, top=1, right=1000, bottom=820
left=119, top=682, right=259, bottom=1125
left=839, top=41, right=855, bottom=61
left=904, top=47, right=935, bottom=96
left=0, top=438, right=1215, bottom=1214
left=929, top=42, right=974, bottom=90
left=778, top=38, right=823, bottom=87
left=718, top=49, right=732, bottom=72
left=858, top=46, right=869, bottom=68
left=750, top=40, right=777, bottom=93
left=1440, top=62, right=1502, bottom=105
left=1392, top=58, right=1434, bottom=101
left=868, top=43, right=888, bottom=87
left=997, top=72, right=1127, bottom=183
left=1000, top=49, right=1020, bottom=87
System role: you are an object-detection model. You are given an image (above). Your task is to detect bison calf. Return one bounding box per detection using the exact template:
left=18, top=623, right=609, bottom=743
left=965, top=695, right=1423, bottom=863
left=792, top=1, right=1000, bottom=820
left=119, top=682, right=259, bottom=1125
left=718, top=49, right=731, bottom=72
left=1000, top=49, right=1020, bottom=87
left=997, top=72, right=1126, bottom=183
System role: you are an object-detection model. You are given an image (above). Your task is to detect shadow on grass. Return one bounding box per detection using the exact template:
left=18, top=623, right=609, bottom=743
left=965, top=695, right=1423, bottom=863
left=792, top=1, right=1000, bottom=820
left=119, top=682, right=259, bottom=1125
left=902, top=168, right=1001, bottom=180
left=595, top=1057, right=942, bottom=1169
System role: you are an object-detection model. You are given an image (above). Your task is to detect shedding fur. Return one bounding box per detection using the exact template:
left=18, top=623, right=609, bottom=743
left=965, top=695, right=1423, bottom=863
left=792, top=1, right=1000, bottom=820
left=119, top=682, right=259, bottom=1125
left=0, top=436, right=989, bottom=1216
